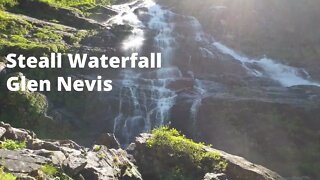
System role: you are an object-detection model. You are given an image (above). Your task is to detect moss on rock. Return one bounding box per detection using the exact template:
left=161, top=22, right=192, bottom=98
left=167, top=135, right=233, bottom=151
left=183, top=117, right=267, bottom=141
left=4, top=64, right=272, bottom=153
left=144, top=127, right=227, bottom=179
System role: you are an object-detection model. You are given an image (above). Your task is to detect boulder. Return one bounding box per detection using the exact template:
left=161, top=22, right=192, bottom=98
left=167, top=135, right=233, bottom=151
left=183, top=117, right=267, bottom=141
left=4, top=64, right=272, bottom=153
left=204, top=147, right=285, bottom=180
left=63, top=154, right=87, bottom=176
left=95, top=133, right=120, bottom=149
left=0, top=127, right=6, bottom=139
left=27, top=139, right=61, bottom=151
left=80, top=145, right=142, bottom=180
left=0, top=121, right=36, bottom=141
left=33, top=149, right=66, bottom=166
left=129, top=133, right=284, bottom=180
left=0, top=149, right=50, bottom=176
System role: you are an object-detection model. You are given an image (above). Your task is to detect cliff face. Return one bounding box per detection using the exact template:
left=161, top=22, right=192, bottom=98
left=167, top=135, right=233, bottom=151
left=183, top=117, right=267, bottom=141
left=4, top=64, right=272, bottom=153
left=0, top=122, right=283, bottom=180
left=158, top=0, right=320, bottom=79
left=155, top=0, right=320, bottom=178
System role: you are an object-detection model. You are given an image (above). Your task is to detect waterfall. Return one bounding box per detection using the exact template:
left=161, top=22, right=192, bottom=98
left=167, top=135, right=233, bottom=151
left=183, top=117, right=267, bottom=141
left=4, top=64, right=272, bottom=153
left=103, top=0, right=320, bottom=144
left=107, top=0, right=178, bottom=144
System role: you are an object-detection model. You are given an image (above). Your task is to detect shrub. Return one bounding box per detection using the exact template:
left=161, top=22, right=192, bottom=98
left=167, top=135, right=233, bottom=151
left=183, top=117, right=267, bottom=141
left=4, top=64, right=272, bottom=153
left=10, top=35, right=28, bottom=43
left=0, top=82, right=48, bottom=129
left=41, top=164, right=58, bottom=177
left=146, top=126, right=228, bottom=178
left=0, top=0, right=17, bottom=9
left=40, top=164, right=72, bottom=180
left=0, top=139, right=26, bottom=150
left=0, top=167, right=16, bottom=180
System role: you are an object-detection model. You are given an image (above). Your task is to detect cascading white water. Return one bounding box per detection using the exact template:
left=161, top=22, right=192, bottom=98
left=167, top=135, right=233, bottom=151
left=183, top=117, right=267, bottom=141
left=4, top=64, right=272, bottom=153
left=213, top=42, right=320, bottom=87
left=104, top=0, right=320, bottom=144
left=147, top=1, right=177, bottom=66
left=108, top=1, right=146, bottom=51
left=108, top=0, right=179, bottom=144
left=189, top=79, right=206, bottom=125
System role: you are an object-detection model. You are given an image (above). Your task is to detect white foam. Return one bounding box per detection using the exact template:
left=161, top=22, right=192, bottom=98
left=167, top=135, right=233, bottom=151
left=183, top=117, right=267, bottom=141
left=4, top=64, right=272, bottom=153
left=213, top=42, right=320, bottom=87
left=108, top=1, right=146, bottom=51
left=111, top=0, right=178, bottom=144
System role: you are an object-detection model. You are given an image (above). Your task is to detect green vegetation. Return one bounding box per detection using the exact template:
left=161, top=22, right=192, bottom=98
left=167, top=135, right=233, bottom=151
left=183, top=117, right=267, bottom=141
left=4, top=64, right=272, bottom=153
left=147, top=127, right=227, bottom=179
left=1, top=0, right=114, bottom=12
left=40, top=164, right=72, bottom=180
left=41, top=0, right=119, bottom=7
left=0, top=0, right=110, bottom=146
left=1, top=0, right=116, bottom=9
left=70, top=30, right=88, bottom=44
left=97, top=152, right=107, bottom=159
left=0, top=10, right=68, bottom=55
left=93, top=145, right=102, bottom=152
left=0, top=139, right=26, bottom=150
left=0, top=167, right=16, bottom=180
left=0, top=0, right=17, bottom=9
left=40, top=164, right=58, bottom=177
left=0, top=78, right=48, bottom=129
left=40, top=0, right=96, bottom=7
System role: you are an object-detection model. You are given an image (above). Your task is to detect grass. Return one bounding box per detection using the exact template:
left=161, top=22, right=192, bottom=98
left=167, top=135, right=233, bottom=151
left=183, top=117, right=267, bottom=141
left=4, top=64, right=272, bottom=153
left=40, top=164, right=58, bottom=177
left=0, top=139, right=26, bottom=150
left=40, top=164, right=73, bottom=180
left=147, top=126, right=228, bottom=178
left=39, top=0, right=96, bottom=7
left=0, top=167, right=16, bottom=180
left=0, top=9, right=90, bottom=55
left=0, top=10, right=68, bottom=55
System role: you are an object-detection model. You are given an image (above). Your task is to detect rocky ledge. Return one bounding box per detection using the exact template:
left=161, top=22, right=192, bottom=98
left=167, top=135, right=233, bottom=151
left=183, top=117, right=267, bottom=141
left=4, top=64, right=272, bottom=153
left=0, top=122, right=283, bottom=180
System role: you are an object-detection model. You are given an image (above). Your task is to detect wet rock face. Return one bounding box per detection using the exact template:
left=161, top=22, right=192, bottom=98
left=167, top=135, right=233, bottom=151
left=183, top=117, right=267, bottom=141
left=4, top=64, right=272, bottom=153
left=191, top=96, right=320, bottom=178
left=95, top=133, right=120, bottom=149
left=160, top=0, right=320, bottom=79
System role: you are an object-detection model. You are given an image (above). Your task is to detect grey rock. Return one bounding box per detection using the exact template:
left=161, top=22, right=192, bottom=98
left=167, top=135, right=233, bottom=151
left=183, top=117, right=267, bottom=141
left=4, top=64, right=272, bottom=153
left=0, top=122, right=35, bottom=141
left=203, top=173, right=227, bottom=180
left=27, top=139, right=61, bottom=151
left=0, top=127, right=6, bottom=139
left=12, top=173, right=37, bottom=180
left=58, top=139, right=83, bottom=150
left=51, top=151, right=67, bottom=165
left=131, top=133, right=284, bottom=180
left=0, top=149, right=50, bottom=173
left=81, top=145, right=142, bottom=180
left=204, top=147, right=285, bottom=180
left=95, top=133, right=120, bottom=149
left=33, top=149, right=66, bottom=165
left=63, top=154, right=87, bottom=176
